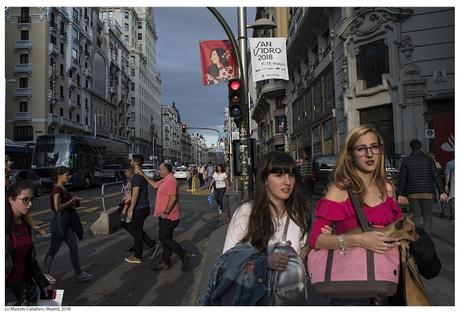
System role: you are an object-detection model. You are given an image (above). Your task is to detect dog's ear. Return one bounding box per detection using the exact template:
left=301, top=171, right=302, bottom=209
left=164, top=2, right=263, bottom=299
left=404, top=213, right=414, bottom=220
left=395, top=219, right=404, bottom=230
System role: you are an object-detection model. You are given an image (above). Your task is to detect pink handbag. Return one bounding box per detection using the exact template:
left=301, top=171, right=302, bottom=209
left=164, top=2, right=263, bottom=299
left=307, top=191, right=400, bottom=298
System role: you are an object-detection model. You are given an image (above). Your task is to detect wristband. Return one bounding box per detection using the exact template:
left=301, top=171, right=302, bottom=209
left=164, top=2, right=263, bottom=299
left=337, top=234, right=346, bottom=255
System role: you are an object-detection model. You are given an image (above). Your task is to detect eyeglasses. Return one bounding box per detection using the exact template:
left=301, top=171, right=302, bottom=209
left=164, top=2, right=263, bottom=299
left=16, top=196, right=34, bottom=205
left=353, top=144, right=383, bottom=156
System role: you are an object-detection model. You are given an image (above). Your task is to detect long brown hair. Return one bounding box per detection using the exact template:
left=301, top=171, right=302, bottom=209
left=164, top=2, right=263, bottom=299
left=6, top=182, right=33, bottom=234
left=240, top=151, right=311, bottom=251
left=332, top=125, right=387, bottom=202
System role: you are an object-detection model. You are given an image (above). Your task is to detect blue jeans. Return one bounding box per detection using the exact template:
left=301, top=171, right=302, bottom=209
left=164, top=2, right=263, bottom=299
left=44, top=223, right=81, bottom=275
left=214, top=187, right=226, bottom=210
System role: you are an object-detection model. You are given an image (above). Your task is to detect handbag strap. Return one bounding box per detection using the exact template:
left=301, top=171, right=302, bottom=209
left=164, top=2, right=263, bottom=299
left=347, top=190, right=371, bottom=232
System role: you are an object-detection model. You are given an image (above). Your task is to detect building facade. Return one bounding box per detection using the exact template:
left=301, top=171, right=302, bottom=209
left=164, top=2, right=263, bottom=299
left=5, top=7, right=102, bottom=143
left=262, top=7, right=455, bottom=167
left=161, top=103, right=181, bottom=164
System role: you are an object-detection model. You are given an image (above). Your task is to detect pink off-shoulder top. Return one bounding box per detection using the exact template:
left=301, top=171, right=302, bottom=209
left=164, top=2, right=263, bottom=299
left=308, top=196, right=403, bottom=248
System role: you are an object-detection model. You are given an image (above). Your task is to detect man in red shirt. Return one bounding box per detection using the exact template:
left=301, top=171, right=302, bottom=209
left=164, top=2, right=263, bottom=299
left=140, top=163, right=190, bottom=271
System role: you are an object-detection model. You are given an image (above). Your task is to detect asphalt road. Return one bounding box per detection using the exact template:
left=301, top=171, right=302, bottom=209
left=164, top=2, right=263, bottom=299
left=31, top=180, right=229, bottom=305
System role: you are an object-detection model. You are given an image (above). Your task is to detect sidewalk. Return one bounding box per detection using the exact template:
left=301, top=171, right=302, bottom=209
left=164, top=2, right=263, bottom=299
left=197, top=196, right=455, bottom=306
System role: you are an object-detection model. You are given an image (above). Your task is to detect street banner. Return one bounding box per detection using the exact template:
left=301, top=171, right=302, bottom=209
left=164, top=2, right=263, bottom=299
left=249, top=37, right=289, bottom=82
left=199, top=40, right=237, bottom=86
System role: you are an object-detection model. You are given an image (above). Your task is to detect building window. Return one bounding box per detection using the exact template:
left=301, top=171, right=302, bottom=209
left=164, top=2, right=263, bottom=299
left=20, top=54, right=29, bottom=64
left=275, top=115, right=287, bottom=134
left=85, top=116, right=88, bottom=125
left=69, top=91, right=72, bottom=98
left=124, top=10, right=129, bottom=19
left=131, top=68, right=135, bottom=77
left=72, top=48, right=79, bottom=63
left=50, top=34, right=57, bottom=45
left=77, top=75, right=80, bottom=86
left=49, top=104, right=53, bottom=114
left=77, top=94, right=80, bottom=105
left=19, top=77, right=28, bottom=88
left=131, top=82, right=135, bottom=91
left=73, top=8, right=79, bottom=21
left=77, top=114, right=80, bottom=123
left=19, top=101, right=28, bottom=112
left=60, top=64, right=64, bottom=76
left=131, top=97, right=135, bottom=106
left=60, top=43, right=64, bottom=54
left=138, top=21, right=142, bottom=29
left=357, top=39, right=389, bottom=89
left=59, top=85, right=64, bottom=98
left=69, top=111, right=72, bottom=120
left=14, top=126, right=33, bottom=141
left=60, top=107, right=63, bottom=116
left=85, top=98, right=89, bottom=109
left=21, top=30, right=29, bottom=40
left=124, top=23, right=129, bottom=31
left=138, top=33, right=142, bottom=40
left=85, top=79, right=89, bottom=88
left=124, top=35, right=129, bottom=45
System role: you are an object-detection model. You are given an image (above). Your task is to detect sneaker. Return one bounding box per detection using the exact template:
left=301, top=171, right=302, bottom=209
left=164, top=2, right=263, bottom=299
left=125, top=255, right=142, bottom=264
left=75, top=271, right=93, bottom=282
left=181, top=254, right=191, bottom=271
left=151, top=261, right=170, bottom=271
left=125, top=218, right=132, bottom=224
left=218, top=208, right=222, bottom=214
left=44, top=273, right=56, bottom=284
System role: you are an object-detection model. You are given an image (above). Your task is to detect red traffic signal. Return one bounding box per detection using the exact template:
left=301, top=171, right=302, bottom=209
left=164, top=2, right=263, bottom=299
left=229, top=80, right=241, bottom=91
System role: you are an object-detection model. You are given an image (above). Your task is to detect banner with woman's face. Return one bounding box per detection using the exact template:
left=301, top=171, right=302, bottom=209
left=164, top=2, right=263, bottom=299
left=199, top=40, right=237, bottom=86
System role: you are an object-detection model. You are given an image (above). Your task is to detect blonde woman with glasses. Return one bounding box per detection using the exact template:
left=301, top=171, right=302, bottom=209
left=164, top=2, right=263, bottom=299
left=308, top=125, right=403, bottom=305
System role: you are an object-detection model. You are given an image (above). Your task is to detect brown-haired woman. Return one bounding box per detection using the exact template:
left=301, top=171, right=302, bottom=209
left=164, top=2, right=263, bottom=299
left=43, top=167, right=93, bottom=284
left=6, top=182, right=53, bottom=305
left=223, top=151, right=312, bottom=269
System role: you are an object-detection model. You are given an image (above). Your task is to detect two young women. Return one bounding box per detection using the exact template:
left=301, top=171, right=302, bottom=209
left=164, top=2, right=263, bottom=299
left=224, top=125, right=402, bottom=302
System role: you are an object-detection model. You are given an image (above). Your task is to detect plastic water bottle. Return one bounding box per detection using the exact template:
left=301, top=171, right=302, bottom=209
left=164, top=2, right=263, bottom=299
left=207, top=193, right=212, bottom=205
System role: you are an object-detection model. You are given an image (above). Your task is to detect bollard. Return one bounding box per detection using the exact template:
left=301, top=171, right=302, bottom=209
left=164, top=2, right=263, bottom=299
left=90, top=181, right=123, bottom=235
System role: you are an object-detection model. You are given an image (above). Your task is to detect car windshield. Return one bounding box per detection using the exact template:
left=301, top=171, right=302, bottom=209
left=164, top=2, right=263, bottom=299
left=176, top=167, right=187, bottom=172
left=32, top=136, right=71, bottom=168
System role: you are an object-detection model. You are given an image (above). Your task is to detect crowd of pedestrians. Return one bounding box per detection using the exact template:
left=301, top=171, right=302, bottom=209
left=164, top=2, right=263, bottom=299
left=4, top=123, right=453, bottom=306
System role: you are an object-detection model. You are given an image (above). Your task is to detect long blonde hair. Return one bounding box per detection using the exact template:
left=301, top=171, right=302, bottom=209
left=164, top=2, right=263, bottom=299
left=332, top=125, right=387, bottom=201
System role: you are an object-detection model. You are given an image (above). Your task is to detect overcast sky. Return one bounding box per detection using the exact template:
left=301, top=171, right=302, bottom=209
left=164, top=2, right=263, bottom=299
left=155, top=7, right=256, bottom=146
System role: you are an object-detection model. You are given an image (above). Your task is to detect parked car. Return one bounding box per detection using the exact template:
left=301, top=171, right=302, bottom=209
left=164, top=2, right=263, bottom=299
left=10, top=169, right=44, bottom=197
left=94, top=164, right=124, bottom=183
left=173, top=165, right=189, bottom=180
left=141, top=163, right=160, bottom=180
left=311, top=154, right=405, bottom=195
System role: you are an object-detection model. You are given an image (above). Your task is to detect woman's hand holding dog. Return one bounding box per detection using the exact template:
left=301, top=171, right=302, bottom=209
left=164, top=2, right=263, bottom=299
left=351, top=231, right=400, bottom=254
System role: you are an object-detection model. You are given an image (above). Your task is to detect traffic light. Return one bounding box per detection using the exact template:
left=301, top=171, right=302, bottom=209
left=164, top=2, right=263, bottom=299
left=181, top=124, right=187, bottom=133
left=228, top=79, right=243, bottom=127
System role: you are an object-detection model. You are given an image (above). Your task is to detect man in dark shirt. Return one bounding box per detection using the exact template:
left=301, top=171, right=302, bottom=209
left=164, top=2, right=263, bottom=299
left=125, top=154, right=156, bottom=264
left=397, top=139, right=448, bottom=234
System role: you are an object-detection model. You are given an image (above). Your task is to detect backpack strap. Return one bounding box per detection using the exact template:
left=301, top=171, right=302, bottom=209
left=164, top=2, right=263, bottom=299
left=347, top=190, right=371, bottom=232
left=282, top=216, right=290, bottom=241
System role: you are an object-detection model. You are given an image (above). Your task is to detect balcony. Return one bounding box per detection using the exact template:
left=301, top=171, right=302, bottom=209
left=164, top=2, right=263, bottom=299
left=68, top=98, right=77, bottom=110
left=49, top=43, right=59, bottom=56
left=68, top=78, right=77, bottom=89
left=82, top=68, right=92, bottom=77
left=17, top=16, right=31, bottom=24
left=258, top=80, right=287, bottom=100
left=13, top=112, right=32, bottom=121
left=14, top=40, right=32, bottom=50
left=13, top=64, right=32, bottom=74
left=13, top=88, right=31, bottom=97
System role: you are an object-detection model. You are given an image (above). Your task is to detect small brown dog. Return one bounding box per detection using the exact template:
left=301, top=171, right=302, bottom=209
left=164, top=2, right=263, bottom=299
left=347, top=216, right=419, bottom=242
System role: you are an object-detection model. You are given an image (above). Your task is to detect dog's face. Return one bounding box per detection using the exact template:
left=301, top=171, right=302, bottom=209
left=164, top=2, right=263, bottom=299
left=392, top=217, right=419, bottom=242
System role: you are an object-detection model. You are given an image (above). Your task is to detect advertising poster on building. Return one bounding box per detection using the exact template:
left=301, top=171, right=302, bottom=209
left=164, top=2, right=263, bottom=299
left=249, top=37, right=289, bottom=82
left=199, top=40, right=237, bottom=86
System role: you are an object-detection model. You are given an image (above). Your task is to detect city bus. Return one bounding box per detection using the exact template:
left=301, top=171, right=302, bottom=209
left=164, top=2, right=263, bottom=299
left=5, top=139, right=34, bottom=169
left=31, top=134, right=129, bottom=189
